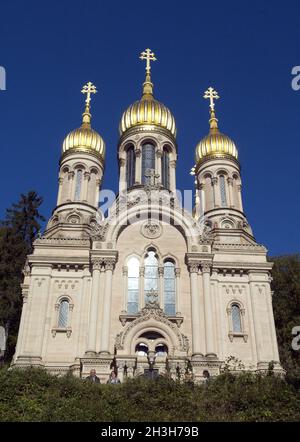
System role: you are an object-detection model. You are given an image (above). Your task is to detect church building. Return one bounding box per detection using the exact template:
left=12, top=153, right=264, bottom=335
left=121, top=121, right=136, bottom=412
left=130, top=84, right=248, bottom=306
left=12, top=49, right=283, bottom=381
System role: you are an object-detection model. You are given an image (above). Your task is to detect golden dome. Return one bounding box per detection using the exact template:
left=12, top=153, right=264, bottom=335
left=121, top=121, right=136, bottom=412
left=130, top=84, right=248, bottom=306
left=195, top=87, right=238, bottom=164
left=62, top=82, right=105, bottom=159
left=119, top=67, right=176, bottom=138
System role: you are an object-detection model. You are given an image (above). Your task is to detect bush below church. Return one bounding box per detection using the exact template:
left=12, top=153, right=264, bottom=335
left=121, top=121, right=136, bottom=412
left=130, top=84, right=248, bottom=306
left=0, top=368, right=299, bottom=422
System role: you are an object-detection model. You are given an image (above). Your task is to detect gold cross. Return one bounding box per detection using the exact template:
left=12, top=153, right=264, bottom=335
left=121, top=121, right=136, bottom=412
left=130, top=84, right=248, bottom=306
left=139, top=48, right=157, bottom=74
left=81, top=81, right=97, bottom=107
left=203, top=87, right=220, bottom=111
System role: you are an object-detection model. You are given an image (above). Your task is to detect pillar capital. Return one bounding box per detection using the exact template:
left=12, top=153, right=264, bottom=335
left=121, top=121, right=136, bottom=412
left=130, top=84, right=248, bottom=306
left=188, top=261, right=200, bottom=273
left=91, top=259, right=102, bottom=271
left=201, top=261, right=211, bottom=274
left=103, top=258, right=116, bottom=271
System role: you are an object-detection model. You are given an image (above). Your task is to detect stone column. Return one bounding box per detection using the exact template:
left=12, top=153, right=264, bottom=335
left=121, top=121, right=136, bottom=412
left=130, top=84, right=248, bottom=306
left=211, top=177, right=220, bottom=208
left=82, top=172, right=91, bottom=202
left=237, top=184, right=243, bottom=212
left=156, top=149, right=162, bottom=185
left=67, top=171, right=75, bottom=201
left=14, top=286, right=29, bottom=358
left=57, top=177, right=64, bottom=205
left=188, top=262, right=203, bottom=356
left=135, top=148, right=141, bottom=184
left=227, top=177, right=234, bottom=208
left=94, top=178, right=101, bottom=208
left=158, top=266, right=164, bottom=309
left=99, top=258, right=116, bottom=354
left=122, top=266, right=128, bottom=312
left=175, top=268, right=181, bottom=314
left=248, top=275, right=261, bottom=362
left=266, top=280, right=280, bottom=361
left=140, top=266, right=145, bottom=309
left=119, top=158, right=126, bottom=194
left=86, top=259, right=102, bottom=355
left=199, top=182, right=205, bottom=216
left=170, top=160, right=176, bottom=192
left=201, top=262, right=217, bottom=357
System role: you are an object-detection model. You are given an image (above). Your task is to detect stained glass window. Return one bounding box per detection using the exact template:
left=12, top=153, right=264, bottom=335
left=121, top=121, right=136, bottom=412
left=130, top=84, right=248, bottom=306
left=126, top=146, right=136, bottom=188
left=142, top=144, right=155, bottom=184
left=232, top=304, right=242, bottom=332
left=58, top=300, right=69, bottom=328
left=127, top=257, right=139, bottom=314
left=164, top=260, right=176, bottom=315
left=162, top=148, right=170, bottom=189
left=219, top=175, right=227, bottom=206
left=144, top=251, right=158, bottom=304
left=74, top=169, right=82, bottom=200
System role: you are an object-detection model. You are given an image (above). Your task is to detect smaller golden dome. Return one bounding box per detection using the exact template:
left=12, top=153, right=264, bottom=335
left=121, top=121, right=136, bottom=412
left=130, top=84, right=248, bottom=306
left=62, top=123, right=105, bottom=158
left=62, top=82, right=105, bottom=159
left=195, top=87, right=238, bottom=164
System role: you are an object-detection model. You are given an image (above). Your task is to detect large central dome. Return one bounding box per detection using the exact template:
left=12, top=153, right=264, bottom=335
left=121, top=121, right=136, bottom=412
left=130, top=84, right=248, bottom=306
left=119, top=70, right=176, bottom=138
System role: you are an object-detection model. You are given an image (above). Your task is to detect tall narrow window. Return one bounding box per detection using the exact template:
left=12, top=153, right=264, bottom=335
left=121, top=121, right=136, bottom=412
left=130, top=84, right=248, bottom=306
left=126, top=146, right=136, bottom=188
left=58, top=300, right=69, bottom=328
left=232, top=304, right=242, bottom=332
left=74, top=169, right=82, bottom=200
left=219, top=175, right=227, bottom=206
left=127, top=257, right=139, bottom=314
left=162, top=147, right=170, bottom=189
left=142, top=143, right=155, bottom=184
left=144, top=250, right=158, bottom=304
left=164, top=261, right=176, bottom=315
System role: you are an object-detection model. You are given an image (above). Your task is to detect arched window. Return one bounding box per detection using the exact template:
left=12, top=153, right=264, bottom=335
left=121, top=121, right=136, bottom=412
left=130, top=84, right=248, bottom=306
left=126, top=146, right=136, bottom=188
left=219, top=175, right=227, bottom=206
left=127, top=257, right=140, bottom=314
left=58, top=300, right=69, bottom=328
left=161, top=147, right=170, bottom=189
left=231, top=304, right=242, bottom=332
left=155, top=344, right=168, bottom=357
left=142, top=143, right=155, bottom=184
left=164, top=260, right=176, bottom=315
left=144, top=250, right=158, bottom=304
left=74, top=169, right=83, bottom=200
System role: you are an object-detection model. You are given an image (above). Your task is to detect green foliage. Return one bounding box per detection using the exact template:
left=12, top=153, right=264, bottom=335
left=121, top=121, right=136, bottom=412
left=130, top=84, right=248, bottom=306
left=0, top=368, right=299, bottom=422
left=0, top=191, right=45, bottom=361
left=271, top=255, right=300, bottom=387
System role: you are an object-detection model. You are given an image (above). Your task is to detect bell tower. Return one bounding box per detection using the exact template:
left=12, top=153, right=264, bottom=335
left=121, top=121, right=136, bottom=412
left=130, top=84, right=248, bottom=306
left=45, top=82, right=106, bottom=238
left=192, top=87, right=253, bottom=242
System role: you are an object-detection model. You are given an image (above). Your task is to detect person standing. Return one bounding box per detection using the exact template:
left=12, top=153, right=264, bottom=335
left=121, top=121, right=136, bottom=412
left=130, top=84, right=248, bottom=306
left=107, top=371, right=121, bottom=384
left=86, top=368, right=100, bottom=383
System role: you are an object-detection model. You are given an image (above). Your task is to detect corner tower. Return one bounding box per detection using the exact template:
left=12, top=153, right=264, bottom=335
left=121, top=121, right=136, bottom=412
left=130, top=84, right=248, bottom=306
left=45, top=82, right=105, bottom=238
left=192, top=87, right=253, bottom=243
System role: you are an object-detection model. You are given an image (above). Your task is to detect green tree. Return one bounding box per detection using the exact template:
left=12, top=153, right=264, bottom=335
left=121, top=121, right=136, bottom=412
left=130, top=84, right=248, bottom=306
left=271, top=254, right=300, bottom=387
left=0, top=191, right=45, bottom=361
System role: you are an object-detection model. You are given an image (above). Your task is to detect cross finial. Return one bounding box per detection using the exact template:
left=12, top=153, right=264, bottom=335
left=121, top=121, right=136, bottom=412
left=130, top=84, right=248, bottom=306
left=144, top=168, right=160, bottom=186
left=140, top=48, right=157, bottom=75
left=203, top=87, right=220, bottom=112
left=81, top=81, right=97, bottom=109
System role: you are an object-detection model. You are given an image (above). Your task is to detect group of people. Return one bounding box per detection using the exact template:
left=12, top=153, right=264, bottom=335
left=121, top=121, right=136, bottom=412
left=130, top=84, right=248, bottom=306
left=86, top=369, right=121, bottom=384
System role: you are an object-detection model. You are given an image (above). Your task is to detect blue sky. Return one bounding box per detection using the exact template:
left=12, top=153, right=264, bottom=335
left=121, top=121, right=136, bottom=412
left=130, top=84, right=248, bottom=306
left=0, top=0, right=299, bottom=256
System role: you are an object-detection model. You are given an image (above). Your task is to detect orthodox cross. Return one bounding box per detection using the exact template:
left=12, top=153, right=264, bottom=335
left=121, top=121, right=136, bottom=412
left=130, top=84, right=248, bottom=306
left=139, top=48, right=157, bottom=74
left=145, top=168, right=160, bottom=186
left=81, top=81, right=97, bottom=107
left=203, top=87, right=219, bottom=111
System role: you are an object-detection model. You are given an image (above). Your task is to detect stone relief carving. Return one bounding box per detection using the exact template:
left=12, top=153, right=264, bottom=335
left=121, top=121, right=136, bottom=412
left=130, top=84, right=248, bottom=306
left=141, top=220, right=162, bottom=239
left=115, top=304, right=189, bottom=352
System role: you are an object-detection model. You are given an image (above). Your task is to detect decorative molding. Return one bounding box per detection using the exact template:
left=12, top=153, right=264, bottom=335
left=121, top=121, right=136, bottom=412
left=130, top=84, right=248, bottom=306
left=141, top=220, right=162, bottom=239
left=116, top=304, right=189, bottom=351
